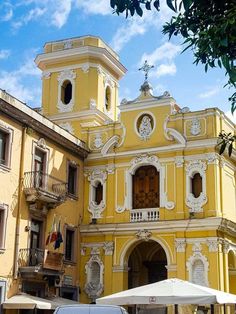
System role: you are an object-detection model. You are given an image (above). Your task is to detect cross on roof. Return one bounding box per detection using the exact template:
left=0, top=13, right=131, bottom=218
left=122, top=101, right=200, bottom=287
left=139, top=60, right=154, bottom=81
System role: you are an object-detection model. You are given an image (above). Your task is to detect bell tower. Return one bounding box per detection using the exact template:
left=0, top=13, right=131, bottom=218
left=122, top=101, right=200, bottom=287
left=35, top=36, right=126, bottom=137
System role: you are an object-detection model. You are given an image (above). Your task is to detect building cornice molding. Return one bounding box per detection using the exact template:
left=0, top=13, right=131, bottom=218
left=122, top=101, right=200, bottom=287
left=35, top=46, right=127, bottom=79
left=86, top=139, right=218, bottom=160
left=0, top=90, right=89, bottom=158
left=80, top=217, right=236, bottom=237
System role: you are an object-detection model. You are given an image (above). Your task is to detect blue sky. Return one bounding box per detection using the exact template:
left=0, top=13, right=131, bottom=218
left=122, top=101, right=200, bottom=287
left=0, top=0, right=234, bottom=121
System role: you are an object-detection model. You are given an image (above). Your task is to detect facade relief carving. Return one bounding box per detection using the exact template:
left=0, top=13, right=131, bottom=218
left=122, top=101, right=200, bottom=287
left=93, top=133, right=103, bottom=149
left=103, top=242, right=114, bottom=256
left=190, top=118, right=201, bottom=136
left=137, top=115, right=153, bottom=141
left=175, top=239, right=186, bottom=252
left=135, top=229, right=152, bottom=241
left=206, top=239, right=219, bottom=252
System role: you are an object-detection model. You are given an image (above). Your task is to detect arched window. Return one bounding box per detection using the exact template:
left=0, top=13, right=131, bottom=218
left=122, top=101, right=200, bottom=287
left=105, top=86, right=111, bottom=111
left=191, top=172, right=202, bottom=198
left=132, top=165, right=159, bottom=209
left=61, top=80, right=72, bottom=105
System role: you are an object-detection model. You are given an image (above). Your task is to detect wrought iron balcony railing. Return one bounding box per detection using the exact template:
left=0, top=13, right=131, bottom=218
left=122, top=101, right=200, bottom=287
left=18, top=248, right=44, bottom=267
left=18, top=248, right=64, bottom=273
left=23, top=171, right=67, bottom=204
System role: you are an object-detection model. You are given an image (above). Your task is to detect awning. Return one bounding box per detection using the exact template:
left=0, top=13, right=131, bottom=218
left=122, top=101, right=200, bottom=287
left=3, top=293, right=79, bottom=310
left=97, top=278, right=236, bottom=306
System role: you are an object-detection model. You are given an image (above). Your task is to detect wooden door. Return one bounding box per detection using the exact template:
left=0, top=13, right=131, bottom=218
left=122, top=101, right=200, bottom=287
left=132, top=166, right=159, bottom=209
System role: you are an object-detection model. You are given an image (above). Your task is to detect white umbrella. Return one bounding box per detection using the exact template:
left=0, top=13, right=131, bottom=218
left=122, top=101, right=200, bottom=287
left=3, top=293, right=80, bottom=310
left=96, top=278, right=236, bottom=306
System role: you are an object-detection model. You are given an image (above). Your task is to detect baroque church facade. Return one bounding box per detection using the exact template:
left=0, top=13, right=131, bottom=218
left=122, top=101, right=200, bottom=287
left=0, top=35, right=236, bottom=312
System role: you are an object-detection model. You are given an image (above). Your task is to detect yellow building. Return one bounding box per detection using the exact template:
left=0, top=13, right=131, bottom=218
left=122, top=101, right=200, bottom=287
left=1, top=35, right=236, bottom=312
left=0, top=89, right=88, bottom=312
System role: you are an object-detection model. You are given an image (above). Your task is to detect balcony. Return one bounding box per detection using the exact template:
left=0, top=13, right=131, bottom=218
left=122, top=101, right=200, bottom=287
left=18, top=248, right=64, bottom=277
left=24, top=171, right=67, bottom=206
left=130, top=208, right=159, bottom=222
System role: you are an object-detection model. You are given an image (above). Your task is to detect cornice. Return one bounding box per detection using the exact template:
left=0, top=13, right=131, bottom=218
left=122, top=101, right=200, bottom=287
left=80, top=217, right=228, bottom=234
left=48, top=109, right=113, bottom=124
left=35, top=46, right=127, bottom=79
left=0, top=90, right=89, bottom=158
left=119, top=97, right=176, bottom=112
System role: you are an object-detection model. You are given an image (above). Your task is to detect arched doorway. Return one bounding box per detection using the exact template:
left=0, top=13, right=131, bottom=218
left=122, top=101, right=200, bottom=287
left=128, top=240, right=167, bottom=289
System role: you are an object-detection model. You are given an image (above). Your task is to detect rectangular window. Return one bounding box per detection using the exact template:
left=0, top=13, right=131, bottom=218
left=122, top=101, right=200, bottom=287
left=0, top=205, right=8, bottom=250
left=65, top=228, right=75, bottom=262
left=34, top=148, right=46, bottom=188
left=67, top=162, right=78, bottom=196
left=0, top=128, right=12, bottom=168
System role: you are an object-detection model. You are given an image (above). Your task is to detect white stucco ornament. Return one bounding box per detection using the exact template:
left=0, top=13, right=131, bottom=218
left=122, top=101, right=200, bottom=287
left=93, top=134, right=103, bottom=149
left=190, top=118, right=201, bottom=136
left=138, top=115, right=153, bottom=140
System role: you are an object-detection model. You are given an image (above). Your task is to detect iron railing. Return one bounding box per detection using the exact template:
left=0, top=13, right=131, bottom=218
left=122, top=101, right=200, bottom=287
left=18, top=248, right=44, bottom=267
left=24, top=171, right=67, bottom=198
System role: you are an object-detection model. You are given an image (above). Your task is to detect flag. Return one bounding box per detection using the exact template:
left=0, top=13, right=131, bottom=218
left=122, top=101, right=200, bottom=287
left=54, top=218, right=63, bottom=249
left=46, top=215, right=57, bottom=245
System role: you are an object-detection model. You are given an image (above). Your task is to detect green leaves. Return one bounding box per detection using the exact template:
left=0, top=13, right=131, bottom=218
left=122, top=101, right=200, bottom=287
left=218, top=131, right=236, bottom=157
left=110, top=0, right=236, bottom=116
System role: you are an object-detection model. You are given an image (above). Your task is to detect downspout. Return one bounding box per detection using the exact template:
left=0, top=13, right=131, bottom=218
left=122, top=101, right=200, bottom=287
left=13, top=125, right=27, bottom=279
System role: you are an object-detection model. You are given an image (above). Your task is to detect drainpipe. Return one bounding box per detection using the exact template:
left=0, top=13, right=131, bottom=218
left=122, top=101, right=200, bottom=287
left=13, top=125, right=27, bottom=279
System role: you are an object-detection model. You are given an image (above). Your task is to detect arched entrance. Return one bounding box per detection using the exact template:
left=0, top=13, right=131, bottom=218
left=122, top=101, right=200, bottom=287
left=128, top=240, right=167, bottom=289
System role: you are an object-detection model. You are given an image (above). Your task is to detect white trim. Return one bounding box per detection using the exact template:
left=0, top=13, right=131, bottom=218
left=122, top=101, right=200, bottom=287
left=118, top=236, right=173, bottom=268
left=79, top=217, right=225, bottom=234
left=119, top=98, right=176, bottom=112
left=125, top=154, right=175, bottom=211
left=134, top=111, right=156, bottom=141
left=57, top=69, right=76, bottom=113
left=187, top=252, right=209, bottom=287
left=101, top=135, right=119, bottom=156
left=185, top=160, right=208, bottom=213
left=36, top=46, right=126, bottom=78
left=42, top=62, right=119, bottom=85
left=84, top=254, right=104, bottom=300
left=48, top=108, right=113, bottom=124
left=87, top=169, right=107, bottom=219
left=164, top=116, right=186, bottom=145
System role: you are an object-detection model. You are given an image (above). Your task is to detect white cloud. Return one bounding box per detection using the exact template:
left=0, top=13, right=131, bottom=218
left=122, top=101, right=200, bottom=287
left=76, top=0, right=112, bottom=15
left=155, top=63, right=177, bottom=78
left=11, top=0, right=72, bottom=30
left=51, top=0, right=72, bottom=28
left=0, top=54, right=41, bottom=107
left=199, top=87, right=220, bottom=99
left=0, top=50, right=11, bottom=60
left=110, top=2, right=175, bottom=52
left=111, top=16, right=147, bottom=52
left=140, top=42, right=181, bottom=65
left=12, top=7, right=46, bottom=30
